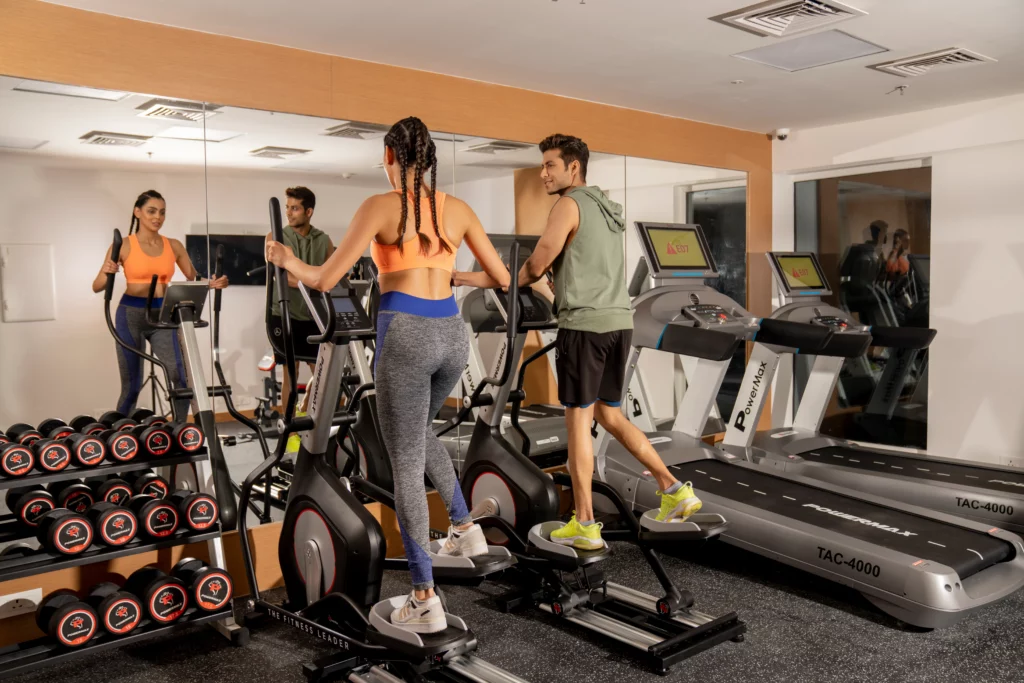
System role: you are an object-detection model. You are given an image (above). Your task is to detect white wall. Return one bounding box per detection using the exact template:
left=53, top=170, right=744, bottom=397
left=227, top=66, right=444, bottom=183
left=771, top=93, right=1024, bottom=465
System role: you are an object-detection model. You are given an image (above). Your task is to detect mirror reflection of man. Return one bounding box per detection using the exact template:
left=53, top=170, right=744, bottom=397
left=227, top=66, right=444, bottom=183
left=266, top=187, right=334, bottom=428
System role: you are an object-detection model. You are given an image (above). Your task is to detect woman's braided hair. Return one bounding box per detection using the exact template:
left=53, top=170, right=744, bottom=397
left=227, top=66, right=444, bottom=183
left=384, top=117, right=450, bottom=255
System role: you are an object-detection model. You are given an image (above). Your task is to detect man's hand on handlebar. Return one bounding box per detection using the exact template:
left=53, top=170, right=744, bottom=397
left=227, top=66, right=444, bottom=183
left=210, top=275, right=229, bottom=289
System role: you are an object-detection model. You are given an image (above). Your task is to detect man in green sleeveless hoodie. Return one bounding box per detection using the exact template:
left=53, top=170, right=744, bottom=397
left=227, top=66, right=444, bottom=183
left=517, top=135, right=702, bottom=550
left=266, top=186, right=334, bottom=414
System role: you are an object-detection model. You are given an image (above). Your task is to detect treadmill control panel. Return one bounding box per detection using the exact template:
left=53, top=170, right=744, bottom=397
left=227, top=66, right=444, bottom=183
left=812, top=315, right=850, bottom=330
left=684, top=304, right=732, bottom=326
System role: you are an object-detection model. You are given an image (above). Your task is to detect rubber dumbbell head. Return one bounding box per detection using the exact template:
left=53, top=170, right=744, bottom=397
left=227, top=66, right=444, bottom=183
left=170, top=423, right=205, bottom=453
left=87, top=581, right=142, bottom=636
left=0, top=543, right=35, bottom=559
left=128, top=471, right=170, bottom=498
left=36, top=509, right=93, bottom=555
left=32, top=439, right=72, bottom=473
left=86, top=502, right=138, bottom=547
left=36, top=590, right=98, bottom=647
left=112, top=418, right=138, bottom=433
left=0, top=442, right=35, bottom=478
left=6, top=423, right=43, bottom=445
left=128, top=495, right=180, bottom=538
left=132, top=423, right=172, bottom=456
left=6, top=486, right=56, bottom=527
left=124, top=567, right=189, bottom=624
left=80, top=422, right=107, bottom=436
left=142, top=415, right=168, bottom=426
left=48, top=481, right=96, bottom=513
left=68, top=415, right=97, bottom=433
left=98, top=411, right=127, bottom=427
left=170, top=490, right=220, bottom=531
left=98, top=429, right=140, bottom=463
left=63, top=433, right=107, bottom=467
left=92, top=477, right=135, bottom=506
left=0, top=430, right=9, bottom=444
left=172, top=558, right=233, bottom=612
left=130, top=408, right=156, bottom=422
left=37, top=418, right=74, bottom=441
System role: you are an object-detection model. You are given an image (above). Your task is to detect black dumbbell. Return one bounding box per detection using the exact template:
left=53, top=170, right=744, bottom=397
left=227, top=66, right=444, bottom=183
left=170, top=490, right=220, bottom=532
left=126, top=470, right=170, bottom=498
left=0, top=543, right=35, bottom=559
left=124, top=567, right=189, bottom=624
left=142, top=415, right=169, bottom=426
left=6, top=486, right=56, bottom=527
left=5, top=423, right=43, bottom=445
left=36, top=590, right=98, bottom=647
left=69, top=415, right=107, bottom=436
left=87, top=581, right=143, bottom=637
left=133, top=423, right=173, bottom=457
left=47, top=481, right=95, bottom=513
left=128, top=495, right=180, bottom=539
left=0, top=429, right=9, bottom=444
left=169, top=423, right=205, bottom=453
left=130, top=408, right=156, bottom=422
left=0, top=442, right=35, bottom=478
left=37, top=418, right=75, bottom=441
left=36, top=509, right=93, bottom=555
left=86, top=502, right=138, bottom=547
left=63, top=433, right=107, bottom=467
left=171, top=558, right=233, bottom=612
left=33, top=439, right=72, bottom=473
left=96, top=429, right=140, bottom=463
left=90, top=477, right=135, bottom=506
left=98, top=411, right=128, bottom=427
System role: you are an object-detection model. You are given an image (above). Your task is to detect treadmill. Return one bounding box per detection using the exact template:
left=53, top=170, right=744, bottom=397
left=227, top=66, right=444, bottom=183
left=596, top=222, right=1024, bottom=629
left=720, top=251, right=1024, bottom=535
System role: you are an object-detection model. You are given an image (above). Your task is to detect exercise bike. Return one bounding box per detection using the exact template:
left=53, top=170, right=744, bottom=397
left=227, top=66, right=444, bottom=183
left=237, top=197, right=524, bottom=683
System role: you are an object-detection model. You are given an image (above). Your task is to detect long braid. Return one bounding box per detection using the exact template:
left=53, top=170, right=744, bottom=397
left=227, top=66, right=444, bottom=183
left=412, top=135, right=431, bottom=255
left=396, top=146, right=409, bottom=254
left=428, top=151, right=451, bottom=254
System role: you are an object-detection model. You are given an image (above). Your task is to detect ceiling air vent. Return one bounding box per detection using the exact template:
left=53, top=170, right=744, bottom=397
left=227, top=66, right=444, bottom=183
left=323, top=122, right=390, bottom=140
left=462, top=141, right=533, bottom=155
left=80, top=131, right=151, bottom=147
left=136, top=99, right=218, bottom=122
left=868, top=48, right=996, bottom=78
left=250, top=146, right=311, bottom=160
left=711, top=0, right=866, bottom=38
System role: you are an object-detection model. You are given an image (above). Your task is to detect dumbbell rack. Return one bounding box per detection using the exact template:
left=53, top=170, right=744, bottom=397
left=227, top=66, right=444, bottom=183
left=0, top=445, right=247, bottom=678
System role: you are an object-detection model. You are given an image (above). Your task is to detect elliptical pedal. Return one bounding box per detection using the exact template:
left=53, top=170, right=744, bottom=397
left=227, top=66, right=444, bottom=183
left=637, top=510, right=729, bottom=543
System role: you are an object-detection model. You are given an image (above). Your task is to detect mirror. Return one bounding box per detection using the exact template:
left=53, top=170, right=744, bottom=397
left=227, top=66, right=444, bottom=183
left=0, top=76, right=210, bottom=428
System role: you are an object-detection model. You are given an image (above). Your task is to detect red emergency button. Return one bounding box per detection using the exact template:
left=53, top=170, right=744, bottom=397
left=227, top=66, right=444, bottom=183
left=718, top=314, right=727, bottom=320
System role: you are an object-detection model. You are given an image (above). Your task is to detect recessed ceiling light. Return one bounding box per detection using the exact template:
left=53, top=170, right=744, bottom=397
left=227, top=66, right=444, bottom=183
left=0, top=136, right=48, bottom=150
left=734, top=29, right=886, bottom=72
left=13, top=80, right=129, bottom=101
left=155, top=126, right=242, bottom=143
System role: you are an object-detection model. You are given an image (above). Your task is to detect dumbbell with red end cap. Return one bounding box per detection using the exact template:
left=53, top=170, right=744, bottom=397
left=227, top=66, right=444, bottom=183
left=0, top=429, right=9, bottom=444
left=131, top=422, right=173, bottom=456
left=63, top=433, right=107, bottom=467
left=36, top=509, right=93, bottom=555
left=37, top=418, right=75, bottom=441
left=128, top=495, right=180, bottom=539
left=124, top=567, right=189, bottom=624
left=5, top=423, right=43, bottom=445
left=0, top=442, right=35, bottom=478
left=47, top=481, right=95, bottom=513
left=125, top=470, right=170, bottom=498
left=86, top=502, right=139, bottom=547
left=86, top=581, right=143, bottom=636
left=96, top=429, right=140, bottom=463
left=89, top=476, right=135, bottom=506
left=130, top=408, right=156, bottom=422
left=170, top=489, right=220, bottom=532
left=98, top=411, right=127, bottom=427
left=33, top=439, right=72, bottom=473
left=6, top=486, right=56, bottom=527
left=169, top=423, right=205, bottom=453
left=36, top=590, right=98, bottom=647
left=69, top=415, right=107, bottom=436
left=142, top=415, right=168, bottom=426
left=171, top=558, right=233, bottom=612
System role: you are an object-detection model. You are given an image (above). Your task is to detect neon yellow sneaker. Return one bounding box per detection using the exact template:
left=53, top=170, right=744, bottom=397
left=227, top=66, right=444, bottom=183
left=549, top=514, right=605, bottom=550
left=656, top=481, right=702, bottom=522
left=285, top=411, right=306, bottom=453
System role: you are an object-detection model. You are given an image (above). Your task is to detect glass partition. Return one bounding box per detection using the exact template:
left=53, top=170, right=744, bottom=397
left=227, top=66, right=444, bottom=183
left=0, top=76, right=209, bottom=428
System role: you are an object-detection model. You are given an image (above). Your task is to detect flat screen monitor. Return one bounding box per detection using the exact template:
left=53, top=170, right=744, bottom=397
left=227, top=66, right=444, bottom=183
left=635, top=222, right=717, bottom=278
left=186, top=234, right=267, bottom=286
left=768, top=252, right=832, bottom=296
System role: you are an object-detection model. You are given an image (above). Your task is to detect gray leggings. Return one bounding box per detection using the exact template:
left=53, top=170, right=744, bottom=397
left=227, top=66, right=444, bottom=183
left=375, top=293, right=472, bottom=590
left=115, top=297, right=190, bottom=420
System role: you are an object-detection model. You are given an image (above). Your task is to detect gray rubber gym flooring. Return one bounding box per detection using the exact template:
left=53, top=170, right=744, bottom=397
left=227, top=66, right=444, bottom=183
left=6, top=430, right=1023, bottom=683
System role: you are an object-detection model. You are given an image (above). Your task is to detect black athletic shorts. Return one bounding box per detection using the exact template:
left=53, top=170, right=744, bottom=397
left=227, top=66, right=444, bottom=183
left=269, top=316, right=322, bottom=364
left=555, top=328, right=632, bottom=408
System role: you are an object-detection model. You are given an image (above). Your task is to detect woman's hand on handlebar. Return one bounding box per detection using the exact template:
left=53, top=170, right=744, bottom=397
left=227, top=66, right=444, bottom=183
left=210, top=275, right=229, bottom=289
left=265, top=240, right=295, bottom=269
left=100, top=259, right=120, bottom=275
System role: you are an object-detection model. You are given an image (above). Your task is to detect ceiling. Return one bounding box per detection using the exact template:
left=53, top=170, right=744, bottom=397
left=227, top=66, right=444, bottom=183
left=39, top=0, right=1024, bottom=132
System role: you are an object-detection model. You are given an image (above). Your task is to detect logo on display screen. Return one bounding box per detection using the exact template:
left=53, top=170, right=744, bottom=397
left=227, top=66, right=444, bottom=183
left=665, top=239, right=689, bottom=255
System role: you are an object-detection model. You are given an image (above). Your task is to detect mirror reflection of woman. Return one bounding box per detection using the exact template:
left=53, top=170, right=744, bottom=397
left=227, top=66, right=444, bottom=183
left=91, top=190, right=229, bottom=419
left=267, top=116, right=510, bottom=634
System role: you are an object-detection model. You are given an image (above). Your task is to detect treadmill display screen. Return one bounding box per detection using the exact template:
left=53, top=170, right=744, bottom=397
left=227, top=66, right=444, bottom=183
left=647, top=228, right=709, bottom=269
left=777, top=256, right=824, bottom=290
left=332, top=297, right=357, bottom=314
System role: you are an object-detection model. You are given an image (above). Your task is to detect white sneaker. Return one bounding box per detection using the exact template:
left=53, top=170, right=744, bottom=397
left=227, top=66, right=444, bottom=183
left=390, top=592, right=446, bottom=634
left=437, top=524, right=488, bottom=558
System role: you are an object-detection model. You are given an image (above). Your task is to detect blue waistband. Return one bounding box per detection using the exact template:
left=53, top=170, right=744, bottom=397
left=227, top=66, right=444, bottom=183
left=120, top=294, right=163, bottom=309
left=379, top=292, right=458, bottom=318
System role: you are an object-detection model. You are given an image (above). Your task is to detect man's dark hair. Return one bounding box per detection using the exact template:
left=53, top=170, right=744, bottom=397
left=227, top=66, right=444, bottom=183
left=286, top=186, right=316, bottom=212
left=539, top=134, right=589, bottom=181
left=869, top=219, right=888, bottom=242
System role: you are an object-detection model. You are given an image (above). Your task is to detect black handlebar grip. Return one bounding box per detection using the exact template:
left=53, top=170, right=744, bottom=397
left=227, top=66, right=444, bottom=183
left=145, top=275, right=158, bottom=323
left=269, top=197, right=299, bottom=421
left=105, top=230, right=123, bottom=302
left=213, top=244, right=225, bottom=314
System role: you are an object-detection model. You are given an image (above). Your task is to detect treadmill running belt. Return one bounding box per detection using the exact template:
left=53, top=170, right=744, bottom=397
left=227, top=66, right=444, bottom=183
left=672, top=461, right=1012, bottom=579
left=803, top=446, right=1024, bottom=496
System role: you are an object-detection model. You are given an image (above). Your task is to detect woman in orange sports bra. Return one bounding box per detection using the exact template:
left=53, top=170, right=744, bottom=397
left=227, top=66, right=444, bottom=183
left=267, top=116, right=510, bottom=635
left=91, top=190, right=228, bottom=419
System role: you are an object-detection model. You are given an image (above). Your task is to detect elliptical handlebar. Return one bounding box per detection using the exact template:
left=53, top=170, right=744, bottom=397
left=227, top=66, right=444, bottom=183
left=213, top=243, right=225, bottom=316
left=104, top=229, right=122, bottom=301
left=269, top=196, right=300, bottom=423
left=309, top=289, right=336, bottom=345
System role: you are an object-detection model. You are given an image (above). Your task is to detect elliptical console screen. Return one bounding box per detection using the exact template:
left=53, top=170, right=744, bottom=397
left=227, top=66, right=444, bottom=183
left=777, top=256, right=824, bottom=289
left=635, top=222, right=717, bottom=277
